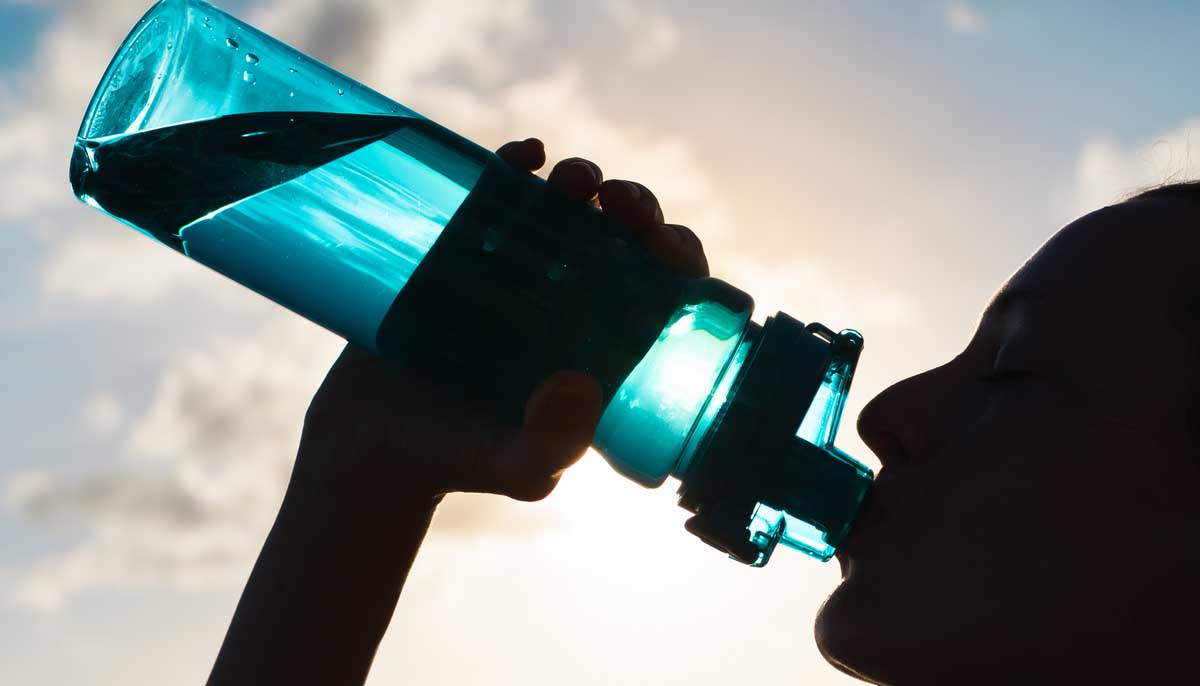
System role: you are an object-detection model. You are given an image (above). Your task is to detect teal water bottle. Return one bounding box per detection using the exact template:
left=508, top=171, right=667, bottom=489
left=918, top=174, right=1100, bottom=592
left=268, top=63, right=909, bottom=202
left=70, top=0, right=873, bottom=566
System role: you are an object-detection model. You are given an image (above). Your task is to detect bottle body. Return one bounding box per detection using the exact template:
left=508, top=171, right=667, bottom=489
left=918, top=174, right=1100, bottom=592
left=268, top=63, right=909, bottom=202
left=71, top=0, right=872, bottom=566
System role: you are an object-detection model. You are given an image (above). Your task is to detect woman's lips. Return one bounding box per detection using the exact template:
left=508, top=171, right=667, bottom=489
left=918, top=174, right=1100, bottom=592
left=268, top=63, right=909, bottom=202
left=835, top=477, right=896, bottom=560
left=852, top=490, right=890, bottom=530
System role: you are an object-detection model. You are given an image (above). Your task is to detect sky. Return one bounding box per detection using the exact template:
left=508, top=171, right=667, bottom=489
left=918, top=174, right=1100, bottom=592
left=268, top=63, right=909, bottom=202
left=3, top=0, right=1200, bottom=684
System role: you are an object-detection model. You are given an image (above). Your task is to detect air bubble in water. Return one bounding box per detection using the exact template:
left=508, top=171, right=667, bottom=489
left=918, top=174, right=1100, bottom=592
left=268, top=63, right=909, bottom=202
left=337, top=88, right=345, bottom=96
left=243, top=70, right=256, bottom=84
left=289, top=90, right=296, bottom=97
left=288, top=67, right=298, bottom=74
left=226, top=37, right=239, bottom=49
left=166, top=41, right=174, bottom=49
left=245, top=53, right=259, bottom=65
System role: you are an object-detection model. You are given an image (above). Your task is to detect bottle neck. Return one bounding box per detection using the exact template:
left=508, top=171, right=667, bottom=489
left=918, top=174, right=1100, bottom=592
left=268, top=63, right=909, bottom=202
left=591, top=277, right=756, bottom=487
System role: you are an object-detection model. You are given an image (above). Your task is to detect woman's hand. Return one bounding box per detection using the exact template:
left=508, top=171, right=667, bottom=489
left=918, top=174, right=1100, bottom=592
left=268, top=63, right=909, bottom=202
left=209, top=138, right=711, bottom=686
left=296, top=138, right=710, bottom=507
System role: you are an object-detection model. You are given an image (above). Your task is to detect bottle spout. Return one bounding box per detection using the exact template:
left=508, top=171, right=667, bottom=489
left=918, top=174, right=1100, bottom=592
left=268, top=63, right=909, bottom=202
left=675, top=314, right=874, bottom=566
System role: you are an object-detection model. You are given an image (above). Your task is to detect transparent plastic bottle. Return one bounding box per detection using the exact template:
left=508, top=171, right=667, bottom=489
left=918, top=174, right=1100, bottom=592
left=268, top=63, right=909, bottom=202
left=69, top=0, right=873, bottom=566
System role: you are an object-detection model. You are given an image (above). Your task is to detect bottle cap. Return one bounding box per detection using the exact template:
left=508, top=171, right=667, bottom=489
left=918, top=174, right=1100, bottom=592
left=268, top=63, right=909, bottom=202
left=677, top=313, right=873, bottom=565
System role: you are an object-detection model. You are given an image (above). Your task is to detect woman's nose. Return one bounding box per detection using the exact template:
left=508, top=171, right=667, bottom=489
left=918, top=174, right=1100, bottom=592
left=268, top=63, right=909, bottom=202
left=856, top=368, right=943, bottom=470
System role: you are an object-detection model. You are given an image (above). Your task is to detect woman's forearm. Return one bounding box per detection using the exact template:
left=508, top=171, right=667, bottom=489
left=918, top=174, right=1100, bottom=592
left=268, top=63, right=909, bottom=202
left=204, top=138, right=683, bottom=685
left=207, top=449, right=442, bottom=686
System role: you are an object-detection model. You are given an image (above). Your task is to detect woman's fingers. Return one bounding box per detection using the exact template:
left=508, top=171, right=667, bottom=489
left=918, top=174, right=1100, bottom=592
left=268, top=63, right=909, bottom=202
left=598, top=179, right=664, bottom=230
left=496, top=138, right=546, bottom=172
left=547, top=157, right=604, bottom=204
left=499, top=141, right=710, bottom=279
left=643, top=224, right=710, bottom=278
left=596, top=180, right=707, bottom=277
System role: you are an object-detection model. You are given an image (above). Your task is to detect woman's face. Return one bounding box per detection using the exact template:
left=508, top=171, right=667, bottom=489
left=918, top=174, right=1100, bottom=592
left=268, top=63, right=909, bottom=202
left=816, top=197, right=1200, bottom=684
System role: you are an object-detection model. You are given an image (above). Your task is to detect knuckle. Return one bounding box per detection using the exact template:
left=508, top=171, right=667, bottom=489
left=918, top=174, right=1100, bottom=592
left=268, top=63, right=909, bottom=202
left=495, top=140, right=522, bottom=159
left=632, top=181, right=656, bottom=201
left=551, top=158, right=600, bottom=185
left=674, top=224, right=702, bottom=250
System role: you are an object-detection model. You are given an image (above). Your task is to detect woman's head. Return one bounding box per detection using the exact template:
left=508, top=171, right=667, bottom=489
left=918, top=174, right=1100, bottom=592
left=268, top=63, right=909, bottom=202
left=815, top=186, right=1200, bottom=684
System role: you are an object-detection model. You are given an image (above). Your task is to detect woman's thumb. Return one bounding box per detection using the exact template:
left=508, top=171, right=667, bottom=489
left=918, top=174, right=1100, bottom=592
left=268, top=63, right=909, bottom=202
left=500, top=372, right=604, bottom=501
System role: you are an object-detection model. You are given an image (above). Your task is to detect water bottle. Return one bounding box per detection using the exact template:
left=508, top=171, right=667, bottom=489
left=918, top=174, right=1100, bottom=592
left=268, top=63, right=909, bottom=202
left=69, top=0, right=873, bottom=566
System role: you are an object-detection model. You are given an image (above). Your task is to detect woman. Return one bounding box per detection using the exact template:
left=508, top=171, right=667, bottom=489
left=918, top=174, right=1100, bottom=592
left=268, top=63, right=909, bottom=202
left=206, top=139, right=1200, bottom=685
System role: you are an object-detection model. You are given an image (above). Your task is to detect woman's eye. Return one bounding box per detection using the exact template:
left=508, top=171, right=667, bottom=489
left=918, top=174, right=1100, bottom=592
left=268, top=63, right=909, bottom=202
left=979, top=369, right=1033, bottom=383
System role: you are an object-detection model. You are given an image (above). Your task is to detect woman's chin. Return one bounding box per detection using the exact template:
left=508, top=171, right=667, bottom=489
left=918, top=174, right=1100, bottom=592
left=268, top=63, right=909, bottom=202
left=813, top=580, right=854, bottom=662
left=813, top=573, right=893, bottom=683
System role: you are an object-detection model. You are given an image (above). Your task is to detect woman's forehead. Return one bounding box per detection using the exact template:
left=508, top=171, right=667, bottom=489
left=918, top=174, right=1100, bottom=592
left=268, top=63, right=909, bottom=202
left=1003, top=199, right=1200, bottom=321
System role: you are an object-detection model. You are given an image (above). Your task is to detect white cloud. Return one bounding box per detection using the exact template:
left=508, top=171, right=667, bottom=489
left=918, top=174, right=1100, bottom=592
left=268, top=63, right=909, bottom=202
left=43, top=229, right=212, bottom=305
left=0, top=0, right=150, bottom=228
left=1070, top=118, right=1200, bottom=217
left=81, top=392, right=124, bottom=434
left=252, top=0, right=541, bottom=95
left=0, top=112, right=62, bottom=223
left=496, top=67, right=728, bottom=237
left=722, top=255, right=915, bottom=330
left=603, top=0, right=680, bottom=65
left=6, top=315, right=340, bottom=611
left=944, top=1, right=986, bottom=35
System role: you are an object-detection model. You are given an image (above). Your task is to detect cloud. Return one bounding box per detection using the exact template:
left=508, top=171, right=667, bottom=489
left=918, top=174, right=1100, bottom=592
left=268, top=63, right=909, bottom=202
left=602, top=0, right=680, bottom=65
left=943, top=1, right=986, bottom=35
left=42, top=228, right=221, bottom=306
left=0, top=112, right=63, bottom=224
left=0, top=0, right=149, bottom=229
left=722, top=254, right=915, bottom=330
left=81, top=392, right=124, bottom=434
left=5, top=315, right=338, bottom=611
left=1069, top=117, right=1200, bottom=217
left=251, top=0, right=541, bottom=95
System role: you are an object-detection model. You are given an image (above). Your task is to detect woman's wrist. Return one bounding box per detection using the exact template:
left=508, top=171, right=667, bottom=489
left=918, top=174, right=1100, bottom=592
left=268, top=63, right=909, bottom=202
left=290, top=423, right=448, bottom=521
left=209, top=444, right=444, bottom=686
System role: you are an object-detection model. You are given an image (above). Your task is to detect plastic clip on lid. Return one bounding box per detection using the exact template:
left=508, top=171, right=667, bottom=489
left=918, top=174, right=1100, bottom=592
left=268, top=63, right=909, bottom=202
left=677, top=313, right=873, bottom=566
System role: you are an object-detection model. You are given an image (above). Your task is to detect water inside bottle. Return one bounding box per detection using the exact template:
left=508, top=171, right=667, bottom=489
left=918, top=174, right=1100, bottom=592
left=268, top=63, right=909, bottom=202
left=70, top=110, right=483, bottom=348
left=71, top=109, right=758, bottom=488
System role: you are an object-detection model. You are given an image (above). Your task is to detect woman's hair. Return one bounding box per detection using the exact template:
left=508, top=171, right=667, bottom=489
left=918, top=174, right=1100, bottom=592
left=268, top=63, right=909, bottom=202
left=1127, top=180, right=1200, bottom=205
